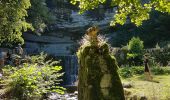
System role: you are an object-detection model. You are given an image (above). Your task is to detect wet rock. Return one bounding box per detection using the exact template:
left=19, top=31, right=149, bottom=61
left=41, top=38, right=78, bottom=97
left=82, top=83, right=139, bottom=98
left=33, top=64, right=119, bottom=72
left=48, top=93, right=78, bottom=100
left=69, top=93, right=75, bottom=97
left=74, top=91, right=78, bottom=95
left=65, top=85, right=77, bottom=93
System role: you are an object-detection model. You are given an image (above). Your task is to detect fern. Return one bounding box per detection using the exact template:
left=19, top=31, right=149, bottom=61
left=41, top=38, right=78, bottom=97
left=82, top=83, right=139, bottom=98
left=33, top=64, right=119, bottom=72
left=0, top=53, right=65, bottom=99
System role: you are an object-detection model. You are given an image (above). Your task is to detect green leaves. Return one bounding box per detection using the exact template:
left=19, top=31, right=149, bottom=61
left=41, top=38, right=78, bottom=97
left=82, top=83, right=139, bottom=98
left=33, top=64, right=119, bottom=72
left=154, top=0, right=170, bottom=14
left=27, top=0, right=55, bottom=34
left=0, top=0, right=33, bottom=46
left=70, top=0, right=170, bottom=26
left=1, top=53, right=65, bottom=99
left=126, top=37, right=144, bottom=66
left=70, top=0, right=106, bottom=14
left=128, top=37, right=144, bottom=54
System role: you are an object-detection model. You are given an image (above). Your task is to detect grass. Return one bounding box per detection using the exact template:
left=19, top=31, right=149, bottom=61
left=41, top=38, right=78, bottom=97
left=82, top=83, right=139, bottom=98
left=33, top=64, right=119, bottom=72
left=122, top=75, right=170, bottom=100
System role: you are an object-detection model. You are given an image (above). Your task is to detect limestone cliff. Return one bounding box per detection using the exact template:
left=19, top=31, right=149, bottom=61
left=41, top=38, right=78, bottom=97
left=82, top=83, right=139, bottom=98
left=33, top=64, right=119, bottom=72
left=24, top=0, right=115, bottom=56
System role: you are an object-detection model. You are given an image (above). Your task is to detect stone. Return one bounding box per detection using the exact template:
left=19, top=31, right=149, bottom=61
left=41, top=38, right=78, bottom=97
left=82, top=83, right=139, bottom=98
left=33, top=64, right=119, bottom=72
left=77, top=28, right=125, bottom=100
left=23, top=2, right=115, bottom=56
left=140, top=96, right=147, bottom=100
left=124, top=88, right=132, bottom=96
left=131, top=95, right=138, bottom=100
left=123, top=82, right=133, bottom=88
left=65, top=85, right=77, bottom=93
left=140, top=94, right=147, bottom=100
left=74, top=91, right=78, bottom=95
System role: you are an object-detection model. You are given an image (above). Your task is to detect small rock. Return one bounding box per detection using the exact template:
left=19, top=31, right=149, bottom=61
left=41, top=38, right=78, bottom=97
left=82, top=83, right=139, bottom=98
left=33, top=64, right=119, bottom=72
left=131, top=95, right=138, bottom=100
left=48, top=93, right=60, bottom=100
left=74, top=91, right=78, bottom=95
left=0, top=73, right=2, bottom=77
left=124, top=88, right=132, bottom=96
left=67, top=97, right=77, bottom=100
left=123, top=82, right=133, bottom=88
left=69, top=93, right=75, bottom=97
left=140, top=95, right=147, bottom=100
left=65, top=85, right=77, bottom=93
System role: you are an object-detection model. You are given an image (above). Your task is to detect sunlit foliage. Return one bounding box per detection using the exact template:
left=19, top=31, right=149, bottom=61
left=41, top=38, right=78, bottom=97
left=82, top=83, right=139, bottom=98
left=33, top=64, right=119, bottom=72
left=27, top=0, right=56, bottom=34
left=70, top=0, right=170, bottom=26
left=0, top=0, right=33, bottom=45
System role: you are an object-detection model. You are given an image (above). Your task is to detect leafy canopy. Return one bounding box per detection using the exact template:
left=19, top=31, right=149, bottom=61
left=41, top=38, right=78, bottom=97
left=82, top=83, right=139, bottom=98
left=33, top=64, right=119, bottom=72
left=27, top=0, right=56, bottom=34
left=70, top=0, right=170, bottom=26
left=0, top=0, right=33, bottom=45
left=128, top=37, right=144, bottom=54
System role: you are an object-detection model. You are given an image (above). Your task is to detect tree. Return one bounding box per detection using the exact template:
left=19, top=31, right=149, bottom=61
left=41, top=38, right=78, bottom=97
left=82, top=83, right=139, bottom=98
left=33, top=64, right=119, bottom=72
left=0, top=0, right=33, bottom=46
left=70, top=0, right=170, bottom=26
left=27, top=0, right=56, bottom=34
left=127, top=37, right=144, bottom=66
left=128, top=37, right=144, bottom=54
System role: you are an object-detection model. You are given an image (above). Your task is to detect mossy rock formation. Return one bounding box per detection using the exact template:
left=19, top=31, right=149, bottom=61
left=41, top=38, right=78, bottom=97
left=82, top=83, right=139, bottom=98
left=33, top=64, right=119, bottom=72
left=77, top=26, right=125, bottom=100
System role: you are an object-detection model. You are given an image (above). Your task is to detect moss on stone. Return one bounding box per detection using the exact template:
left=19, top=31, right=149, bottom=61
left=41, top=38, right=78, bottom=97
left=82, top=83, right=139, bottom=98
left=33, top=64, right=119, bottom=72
left=77, top=35, right=125, bottom=100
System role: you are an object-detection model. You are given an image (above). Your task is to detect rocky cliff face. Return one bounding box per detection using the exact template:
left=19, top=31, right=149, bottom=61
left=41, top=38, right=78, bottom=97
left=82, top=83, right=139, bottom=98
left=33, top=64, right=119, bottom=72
left=24, top=0, right=115, bottom=56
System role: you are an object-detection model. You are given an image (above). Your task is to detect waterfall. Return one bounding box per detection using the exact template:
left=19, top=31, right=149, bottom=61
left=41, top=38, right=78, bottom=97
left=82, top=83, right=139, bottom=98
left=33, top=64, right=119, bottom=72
left=56, top=55, right=78, bottom=86
left=64, top=55, right=78, bottom=85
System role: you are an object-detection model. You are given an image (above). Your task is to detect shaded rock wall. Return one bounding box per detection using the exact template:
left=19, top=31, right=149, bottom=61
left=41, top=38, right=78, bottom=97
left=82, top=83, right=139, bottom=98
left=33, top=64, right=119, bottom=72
left=24, top=1, right=115, bottom=56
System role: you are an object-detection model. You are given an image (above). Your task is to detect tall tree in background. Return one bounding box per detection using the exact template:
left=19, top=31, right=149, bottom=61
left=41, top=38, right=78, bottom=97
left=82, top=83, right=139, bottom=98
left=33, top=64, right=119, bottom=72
left=27, top=0, right=55, bottom=34
left=0, top=0, right=32, bottom=46
left=71, top=0, right=170, bottom=26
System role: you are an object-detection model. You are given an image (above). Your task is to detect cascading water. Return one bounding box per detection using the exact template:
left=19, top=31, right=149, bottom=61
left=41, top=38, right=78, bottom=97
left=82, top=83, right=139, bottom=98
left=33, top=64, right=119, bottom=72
left=63, top=55, right=78, bottom=85
left=56, top=55, right=78, bottom=86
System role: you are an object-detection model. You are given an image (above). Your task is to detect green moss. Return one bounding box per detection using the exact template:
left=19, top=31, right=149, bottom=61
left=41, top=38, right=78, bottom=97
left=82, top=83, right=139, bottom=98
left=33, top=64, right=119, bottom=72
left=77, top=36, right=125, bottom=100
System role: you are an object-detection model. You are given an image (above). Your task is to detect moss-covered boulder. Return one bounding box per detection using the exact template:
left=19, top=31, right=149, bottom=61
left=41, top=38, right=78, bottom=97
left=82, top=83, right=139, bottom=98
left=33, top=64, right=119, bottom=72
left=77, top=26, right=125, bottom=100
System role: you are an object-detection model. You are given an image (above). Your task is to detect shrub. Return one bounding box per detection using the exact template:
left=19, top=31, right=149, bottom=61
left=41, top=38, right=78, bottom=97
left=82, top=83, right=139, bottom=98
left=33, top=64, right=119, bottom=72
left=119, top=66, right=144, bottom=78
left=151, top=67, right=170, bottom=75
left=0, top=53, right=65, bottom=99
left=119, top=67, right=133, bottom=78
left=127, top=37, right=144, bottom=66
left=131, top=67, right=144, bottom=74
left=128, top=37, right=144, bottom=54
left=154, top=48, right=170, bottom=66
left=111, top=47, right=128, bottom=66
left=146, top=47, right=170, bottom=66
left=119, top=66, right=170, bottom=78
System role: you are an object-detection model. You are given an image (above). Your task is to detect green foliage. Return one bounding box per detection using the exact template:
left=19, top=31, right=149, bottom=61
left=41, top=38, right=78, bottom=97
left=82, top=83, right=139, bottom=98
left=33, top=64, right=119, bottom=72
left=0, top=0, right=56, bottom=46
left=27, top=0, right=56, bottom=34
left=119, top=67, right=133, bottom=78
left=0, top=0, right=33, bottom=46
left=128, top=37, right=144, bottom=54
left=127, top=53, right=138, bottom=59
left=151, top=67, right=170, bottom=75
left=111, top=46, right=128, bottom=66
left=112, top=39, right=144, bottom=66
left=148, top=47, right=170, bottom=66
left=127, top=37, right=144, bottom=66
left=110, top=11, right=170, bottom=48
left=30, top=52, right=47, bottom=64
left=119, top=66, right=144, bottom=78
left=119, top=66, right=170, bottom=78
left=70, top=0, right=170, bottom=26
left=77, top=34, right=125, bottom=100
left=0, top=53, right=65, bottom=99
